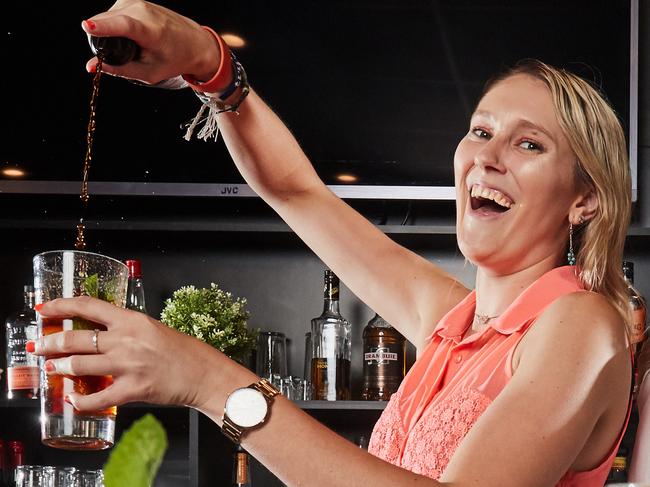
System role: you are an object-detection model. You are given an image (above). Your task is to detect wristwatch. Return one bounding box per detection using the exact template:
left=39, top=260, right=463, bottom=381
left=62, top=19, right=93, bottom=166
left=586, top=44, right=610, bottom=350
left=221, top=378, right=280, bottom=444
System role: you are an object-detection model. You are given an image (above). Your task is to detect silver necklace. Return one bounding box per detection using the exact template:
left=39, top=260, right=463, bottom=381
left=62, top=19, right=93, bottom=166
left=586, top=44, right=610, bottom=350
left=473, top=312, right=499, bottom=329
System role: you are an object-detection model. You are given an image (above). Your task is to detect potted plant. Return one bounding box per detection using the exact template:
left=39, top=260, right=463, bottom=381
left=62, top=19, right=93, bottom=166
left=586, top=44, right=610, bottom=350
left=160, top=283, right=257, bottom=364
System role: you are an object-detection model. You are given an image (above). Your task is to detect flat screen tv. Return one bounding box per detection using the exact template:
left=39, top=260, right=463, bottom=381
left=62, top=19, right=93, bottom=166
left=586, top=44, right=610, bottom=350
left=0, top=0, right=638, bottom=201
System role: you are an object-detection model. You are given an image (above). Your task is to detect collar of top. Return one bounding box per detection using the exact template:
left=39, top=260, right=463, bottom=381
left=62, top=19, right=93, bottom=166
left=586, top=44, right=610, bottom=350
left=427, top=266, right=583, bottom=341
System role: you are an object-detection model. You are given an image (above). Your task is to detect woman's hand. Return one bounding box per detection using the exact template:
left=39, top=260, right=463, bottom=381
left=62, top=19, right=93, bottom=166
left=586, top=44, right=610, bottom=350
left=30, top=296, right=223, bottom=412
left=82, top=0, right=221, bottom=84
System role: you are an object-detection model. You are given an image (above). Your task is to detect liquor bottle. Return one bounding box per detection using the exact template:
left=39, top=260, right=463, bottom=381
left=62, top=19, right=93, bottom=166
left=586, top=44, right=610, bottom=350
left=361, top=313, right=406, bottom=401
left=5, top=286, right=39, bottom=400
left=607, top=446, right=627, bottom=482
left=125, top=260, right=147, bottom=314
left=231, top=445, right=252, bottom=487
left=623, top=261, right=647, bottom=356
left=7, top=440, right=24, bottom=487
left=310, top=270, right=352, bottom=401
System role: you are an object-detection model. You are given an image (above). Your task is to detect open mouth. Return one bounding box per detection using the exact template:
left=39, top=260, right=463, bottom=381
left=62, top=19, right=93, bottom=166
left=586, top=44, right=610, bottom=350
left=469, top=184, right=514, bottom=214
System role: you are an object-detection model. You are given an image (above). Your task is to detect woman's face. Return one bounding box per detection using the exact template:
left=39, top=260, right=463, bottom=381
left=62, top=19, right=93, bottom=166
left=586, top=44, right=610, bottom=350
left=454, top=73, right=581, bottom=274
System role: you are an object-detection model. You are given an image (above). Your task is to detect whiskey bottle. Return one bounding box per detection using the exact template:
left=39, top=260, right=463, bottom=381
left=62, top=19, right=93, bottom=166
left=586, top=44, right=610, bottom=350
left=231, top=445, right=252, bottom=487
left=623, top=261, right=646, bottom=356
left=361, top=313, right=406, bottom=401
left=125, top=259, right=147, bottom=314
left=5, top=286, right=39, bottom=400
left=310, top=270, right=352, bottom=401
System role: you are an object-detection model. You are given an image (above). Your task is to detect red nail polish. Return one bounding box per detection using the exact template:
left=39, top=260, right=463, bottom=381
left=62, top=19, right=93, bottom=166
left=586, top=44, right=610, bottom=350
left=64, top=395, right=72, bottom=405
left=34, top=303, right=44, bottom=311
left=44, top=361, right=55, bottom=373
left=89, top=63, right=97, bottom=74
left=85, top=20, right=96, bottom=30
left=25, top=341, right=35, bottom=353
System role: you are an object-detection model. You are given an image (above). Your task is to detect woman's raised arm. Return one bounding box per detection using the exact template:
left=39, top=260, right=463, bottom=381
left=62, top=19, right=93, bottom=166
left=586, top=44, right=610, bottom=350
left=82, top=0, right=469, bottom=349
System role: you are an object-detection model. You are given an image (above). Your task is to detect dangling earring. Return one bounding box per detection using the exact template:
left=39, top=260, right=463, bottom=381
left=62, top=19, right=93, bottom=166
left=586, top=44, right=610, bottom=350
left=567, top=223, right=576, bottom=265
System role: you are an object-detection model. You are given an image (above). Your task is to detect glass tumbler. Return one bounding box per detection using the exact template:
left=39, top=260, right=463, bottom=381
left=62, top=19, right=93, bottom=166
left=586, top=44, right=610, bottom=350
left=14, top=465, right=55, bottom=487
left=33, top=250, right=128, bottom=450
left=255, top=331, right=287, bottom=381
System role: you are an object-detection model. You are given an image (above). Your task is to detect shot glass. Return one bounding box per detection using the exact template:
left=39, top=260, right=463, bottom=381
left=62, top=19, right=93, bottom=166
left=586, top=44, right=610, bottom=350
left=33, top=250, right=128, bottom=450
left=14, top=465, right=55, bottom=487
left=78, top=469, right=104, bottom=487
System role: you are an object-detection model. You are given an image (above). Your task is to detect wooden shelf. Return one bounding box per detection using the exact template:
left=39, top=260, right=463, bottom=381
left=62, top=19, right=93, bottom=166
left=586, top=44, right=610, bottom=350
left=0, top=397, right=388, bottom=411
left=296, top=400, right=388, bottom=410
left=0, top=398, right=185, bottom=410
left=4, top=218, right=650, bottom=237
left=0, top=218, right=458, bottom=235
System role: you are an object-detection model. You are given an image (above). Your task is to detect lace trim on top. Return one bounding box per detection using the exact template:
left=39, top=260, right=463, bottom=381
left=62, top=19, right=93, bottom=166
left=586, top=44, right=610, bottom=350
left=369, top=387, right=492, bottom=480
left=368, top=390, right=405, bottom=465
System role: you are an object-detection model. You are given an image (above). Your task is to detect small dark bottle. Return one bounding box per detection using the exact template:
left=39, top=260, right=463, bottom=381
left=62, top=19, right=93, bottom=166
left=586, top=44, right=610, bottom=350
left=5, top=286, right=39, bottom=400
left=231, top=445, right=252, bottom=487
left=125, top=260, right=147, bottom=314
left=88, top=35, right=141, bottom=65
left=361, top=313, right=406, bottom=401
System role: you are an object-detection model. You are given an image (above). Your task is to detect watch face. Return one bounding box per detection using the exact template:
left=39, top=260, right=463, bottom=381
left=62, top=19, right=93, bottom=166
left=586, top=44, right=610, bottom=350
left=225, top=388, right=269, bottom=428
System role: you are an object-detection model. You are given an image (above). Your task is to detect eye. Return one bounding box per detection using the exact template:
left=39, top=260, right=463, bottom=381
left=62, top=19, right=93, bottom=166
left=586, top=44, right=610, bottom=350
left=471, top=127, right=491, bottom=139
left=519, top=139, right=544, bottom=152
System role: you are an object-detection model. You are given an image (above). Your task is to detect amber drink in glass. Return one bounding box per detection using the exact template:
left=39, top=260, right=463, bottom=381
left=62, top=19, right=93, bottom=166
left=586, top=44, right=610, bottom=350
left=33, top=250, right=128, bottom=450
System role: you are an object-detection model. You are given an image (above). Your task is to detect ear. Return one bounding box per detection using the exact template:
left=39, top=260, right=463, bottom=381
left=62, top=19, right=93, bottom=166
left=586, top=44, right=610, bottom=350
left=569, top=186, right=598, bottom=224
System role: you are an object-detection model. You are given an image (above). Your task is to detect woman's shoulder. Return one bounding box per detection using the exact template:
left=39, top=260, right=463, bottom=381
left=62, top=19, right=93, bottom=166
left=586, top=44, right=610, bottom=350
left=547, top=290, right=624, bottom=332
left=523, top=290, right=628, bottom=361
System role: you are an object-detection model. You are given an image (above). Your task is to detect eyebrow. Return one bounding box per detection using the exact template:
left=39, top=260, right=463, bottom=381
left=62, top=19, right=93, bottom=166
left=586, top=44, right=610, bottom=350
left=471, top=110, right=555, bottom=143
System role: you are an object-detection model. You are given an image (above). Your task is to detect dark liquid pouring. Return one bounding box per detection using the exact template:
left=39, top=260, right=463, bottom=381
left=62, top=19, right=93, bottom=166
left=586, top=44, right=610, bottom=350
left=75, top=56, right=104, bottom=251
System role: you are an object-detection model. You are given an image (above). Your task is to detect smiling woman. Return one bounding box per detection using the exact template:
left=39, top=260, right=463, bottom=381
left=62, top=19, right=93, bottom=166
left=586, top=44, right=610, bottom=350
left=28, top=2, right=634, bottom=486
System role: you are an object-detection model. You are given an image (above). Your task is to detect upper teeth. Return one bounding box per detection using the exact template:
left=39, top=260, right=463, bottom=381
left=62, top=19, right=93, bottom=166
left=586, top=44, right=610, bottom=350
left=470, top=184, right=513, bottom=209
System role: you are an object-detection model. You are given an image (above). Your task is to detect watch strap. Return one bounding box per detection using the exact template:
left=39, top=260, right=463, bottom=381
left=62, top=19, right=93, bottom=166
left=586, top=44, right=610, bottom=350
left=221, top=379, right=280, bottom=444
left=251, top=378, right=281, bottom=399
left=222, top=415, right=244, bottom=444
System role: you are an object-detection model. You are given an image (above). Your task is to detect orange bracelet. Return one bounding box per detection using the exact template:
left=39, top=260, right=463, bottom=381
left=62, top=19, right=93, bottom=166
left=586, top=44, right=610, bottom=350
left=182, top=26, right=234, bottom=93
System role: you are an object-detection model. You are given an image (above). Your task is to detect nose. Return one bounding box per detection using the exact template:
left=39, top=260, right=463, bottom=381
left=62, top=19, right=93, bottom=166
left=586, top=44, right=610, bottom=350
left=474, top=138, right=506, bottom=173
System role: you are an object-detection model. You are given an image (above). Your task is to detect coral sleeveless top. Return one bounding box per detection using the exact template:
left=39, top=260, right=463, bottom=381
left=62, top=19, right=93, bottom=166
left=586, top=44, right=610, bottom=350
left=368, top=266, right=630, bottom=486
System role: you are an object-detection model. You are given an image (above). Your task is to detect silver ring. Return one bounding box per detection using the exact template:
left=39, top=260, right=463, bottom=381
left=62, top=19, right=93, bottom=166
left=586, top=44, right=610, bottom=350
left=92, top=329, right=100, bottom=354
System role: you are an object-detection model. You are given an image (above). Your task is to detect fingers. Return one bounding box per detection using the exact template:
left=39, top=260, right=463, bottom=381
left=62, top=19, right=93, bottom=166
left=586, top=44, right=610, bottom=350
left=66, top=385, right=122, bottom=412
left=45, top=354, right=113, bottom=377
left=31, top=329, right=117, bottom=357
left=82, top=11, right=143, bottom=40
left=37, top=296, right=129, bottom=329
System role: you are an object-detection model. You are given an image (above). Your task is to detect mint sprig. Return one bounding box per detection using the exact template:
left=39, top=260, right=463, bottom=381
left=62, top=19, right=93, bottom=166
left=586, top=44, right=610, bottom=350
left=103, top=414, right=168, bottom=487
left=82, top=273, right=118, bottom=303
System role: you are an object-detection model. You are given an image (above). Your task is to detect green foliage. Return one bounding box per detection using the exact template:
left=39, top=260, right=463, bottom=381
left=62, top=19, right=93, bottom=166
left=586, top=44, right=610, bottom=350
left=83, top=274, right=99, bottom=298
left=160, top=283, right=257, bottom=362
left=82, top=273, right=117, bottom=303
left=103, top=413, right=168, bottom=487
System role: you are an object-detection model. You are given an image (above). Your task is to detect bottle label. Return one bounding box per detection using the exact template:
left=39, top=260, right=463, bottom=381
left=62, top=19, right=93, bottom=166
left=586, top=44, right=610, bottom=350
left=236, top=452, right=249, bottom=483
left=7, top=366, right=39, bottom=390
left=630, top=307, right=646, bottom=345
left=324, top=285, right=339, bottom=300
left=364, top=348, right=399, bottom=364
left=362, top=340, right=405, bottom=399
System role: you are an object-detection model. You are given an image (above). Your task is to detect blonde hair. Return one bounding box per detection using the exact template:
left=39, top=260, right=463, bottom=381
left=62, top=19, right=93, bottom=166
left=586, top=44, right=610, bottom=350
left=485, top=59, right=632, bottom=329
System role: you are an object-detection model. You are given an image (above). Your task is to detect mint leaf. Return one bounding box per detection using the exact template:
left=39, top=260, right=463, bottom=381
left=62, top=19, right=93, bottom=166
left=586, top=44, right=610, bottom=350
left=83, top=274, right=99, bottom=298
left=103, top=414, right=168, bottom=487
